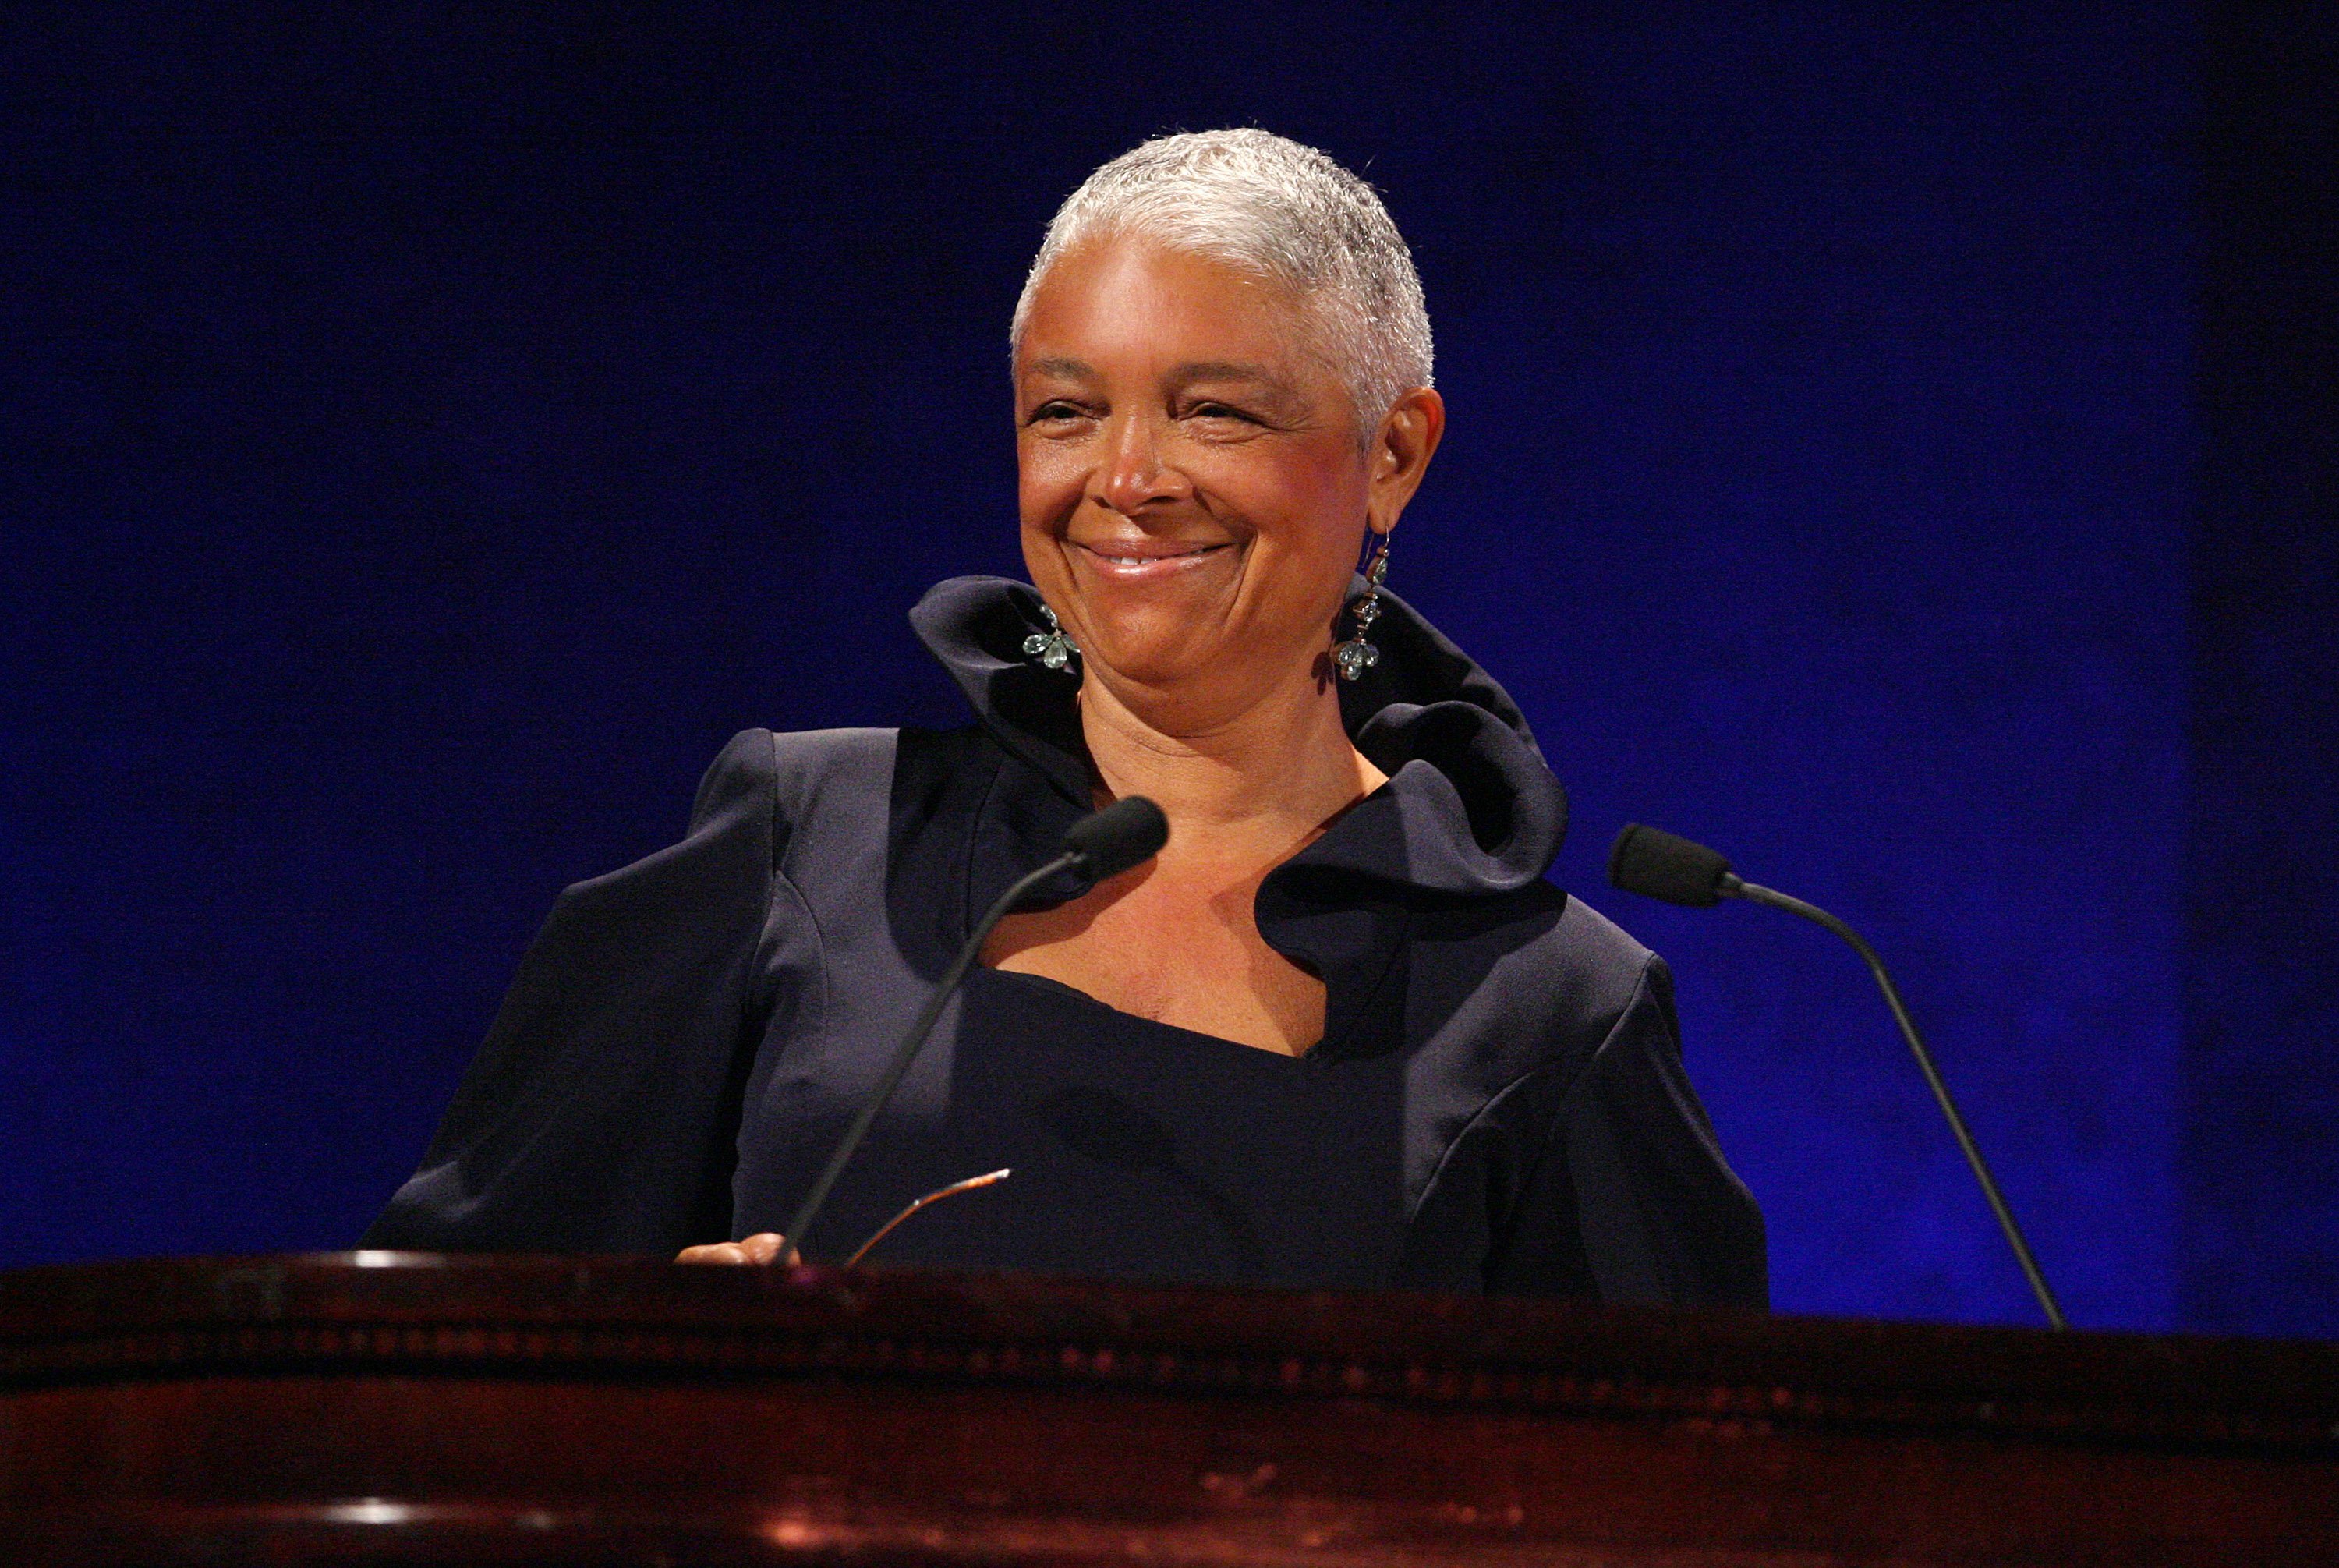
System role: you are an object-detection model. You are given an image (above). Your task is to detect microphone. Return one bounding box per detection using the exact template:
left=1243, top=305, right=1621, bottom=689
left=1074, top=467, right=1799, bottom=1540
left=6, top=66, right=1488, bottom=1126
left=1608, top=823, right=1734, bottom=907
left=1607, top=823, right=2070, bottom=1331
left=780, top=795, right=1170, bottom=1259
left=1059, top=795, right=1173, bottom=882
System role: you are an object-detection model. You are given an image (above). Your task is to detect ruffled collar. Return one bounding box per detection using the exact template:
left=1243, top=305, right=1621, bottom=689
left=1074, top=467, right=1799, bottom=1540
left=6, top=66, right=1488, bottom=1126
left=908, top=576, right=1567, bottom=899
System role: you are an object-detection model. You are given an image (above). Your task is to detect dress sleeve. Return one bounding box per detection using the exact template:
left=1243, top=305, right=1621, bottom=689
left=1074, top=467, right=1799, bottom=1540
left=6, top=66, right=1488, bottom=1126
left=1487, top=956, right=1770, bottom=1308
left=360, top=730, right=780, bottom=1255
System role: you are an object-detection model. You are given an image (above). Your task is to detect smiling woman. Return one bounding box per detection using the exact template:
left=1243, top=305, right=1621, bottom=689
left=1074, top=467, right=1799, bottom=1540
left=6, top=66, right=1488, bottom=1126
left=363, top=131, right=1767, bottom=1305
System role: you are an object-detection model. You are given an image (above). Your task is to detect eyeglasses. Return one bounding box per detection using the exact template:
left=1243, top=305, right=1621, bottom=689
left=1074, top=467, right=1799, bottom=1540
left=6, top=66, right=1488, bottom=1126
left=843, top=1167, right=1011, bottom=1267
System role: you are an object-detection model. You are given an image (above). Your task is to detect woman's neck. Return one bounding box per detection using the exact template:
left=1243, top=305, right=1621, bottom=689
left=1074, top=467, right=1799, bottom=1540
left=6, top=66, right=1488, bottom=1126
left=1075, top=664, right=1385, bottom=862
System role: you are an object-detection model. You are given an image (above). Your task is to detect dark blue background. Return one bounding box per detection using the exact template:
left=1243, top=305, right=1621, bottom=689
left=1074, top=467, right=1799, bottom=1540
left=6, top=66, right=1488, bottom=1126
left=3, top=4, right=2331, bottom=1336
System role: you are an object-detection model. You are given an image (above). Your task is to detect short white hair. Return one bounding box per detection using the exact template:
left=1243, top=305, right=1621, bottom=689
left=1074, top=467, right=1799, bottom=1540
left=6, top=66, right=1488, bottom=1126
left=1011, top=129, right=1435, bottom=430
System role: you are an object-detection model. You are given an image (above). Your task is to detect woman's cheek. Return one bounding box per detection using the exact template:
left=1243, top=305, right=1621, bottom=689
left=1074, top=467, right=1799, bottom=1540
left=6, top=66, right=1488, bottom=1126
left=1016, top=441, right=1088, bottom=520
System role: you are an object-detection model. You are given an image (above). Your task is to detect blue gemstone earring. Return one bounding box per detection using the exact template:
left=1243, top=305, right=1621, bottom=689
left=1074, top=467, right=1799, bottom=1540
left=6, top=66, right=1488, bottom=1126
left=1332, top=536, right=1389, bottom=681
left=1022, top=602, right=1080, bottom=672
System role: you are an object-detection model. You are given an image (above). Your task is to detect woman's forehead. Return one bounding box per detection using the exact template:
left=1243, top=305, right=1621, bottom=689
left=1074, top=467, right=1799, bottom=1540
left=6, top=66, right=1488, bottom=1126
left=1016, top=237, right=1321, bottom=384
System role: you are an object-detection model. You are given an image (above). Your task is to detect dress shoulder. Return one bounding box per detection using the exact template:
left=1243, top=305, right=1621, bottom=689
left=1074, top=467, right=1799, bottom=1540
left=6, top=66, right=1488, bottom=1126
left=688, top=725, right=898, bottom=827
left=709, top=727, right=904, bottom=897
left=1541, top=892, right=1664, bottom=1043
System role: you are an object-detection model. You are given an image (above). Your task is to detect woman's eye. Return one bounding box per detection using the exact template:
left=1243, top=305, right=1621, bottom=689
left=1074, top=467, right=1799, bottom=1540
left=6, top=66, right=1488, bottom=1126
left=1026, top=401, right=1085, bottom=424
left=1188, top=402, right=1255, bottom=423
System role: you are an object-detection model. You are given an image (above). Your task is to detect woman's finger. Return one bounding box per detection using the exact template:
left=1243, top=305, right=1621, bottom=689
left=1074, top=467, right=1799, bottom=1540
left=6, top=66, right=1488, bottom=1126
left=674, top=1242, right=749, bottom=1264
left=675, top=1234, right=794, bottom=1265
left=738, top=1232, right=792, bottom=1265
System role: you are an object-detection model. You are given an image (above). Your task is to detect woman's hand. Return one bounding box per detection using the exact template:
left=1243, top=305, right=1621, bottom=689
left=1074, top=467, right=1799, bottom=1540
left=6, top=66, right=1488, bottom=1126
left=674, top=1232, right=796, bottom=1265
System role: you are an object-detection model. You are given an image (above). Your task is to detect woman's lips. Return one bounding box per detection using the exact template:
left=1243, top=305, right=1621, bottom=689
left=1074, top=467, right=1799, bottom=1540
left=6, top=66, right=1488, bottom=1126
left=1070, top=540, right=1233, bottom=581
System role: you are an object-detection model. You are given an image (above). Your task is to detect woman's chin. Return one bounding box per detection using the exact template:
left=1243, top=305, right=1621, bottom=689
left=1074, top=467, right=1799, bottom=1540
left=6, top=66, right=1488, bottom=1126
left=1077, top=621, right=1238, bottom=696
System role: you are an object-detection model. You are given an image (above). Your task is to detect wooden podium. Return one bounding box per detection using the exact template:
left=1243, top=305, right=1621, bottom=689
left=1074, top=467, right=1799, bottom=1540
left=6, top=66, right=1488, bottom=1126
left=3, top=1256, right=2334, bottom=1565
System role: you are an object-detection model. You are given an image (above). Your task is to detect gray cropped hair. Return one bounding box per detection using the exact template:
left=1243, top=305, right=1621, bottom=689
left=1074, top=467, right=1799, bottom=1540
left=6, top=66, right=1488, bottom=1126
left=1011, top=129, right=1435, bottom=430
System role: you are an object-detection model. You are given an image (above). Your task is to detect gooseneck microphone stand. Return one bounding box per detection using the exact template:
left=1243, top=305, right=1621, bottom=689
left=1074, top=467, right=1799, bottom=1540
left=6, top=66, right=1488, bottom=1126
left=1609, top=823, right=2069, bottom=1331
left=1729, top=874, right=2068, bottom=1330
left=782, top=796, right=1170, bottom=1261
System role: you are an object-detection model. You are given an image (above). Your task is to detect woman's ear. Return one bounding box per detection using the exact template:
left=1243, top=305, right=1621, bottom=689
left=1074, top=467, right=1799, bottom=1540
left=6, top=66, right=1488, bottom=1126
left=1368, top=386, right=1446, bottom=533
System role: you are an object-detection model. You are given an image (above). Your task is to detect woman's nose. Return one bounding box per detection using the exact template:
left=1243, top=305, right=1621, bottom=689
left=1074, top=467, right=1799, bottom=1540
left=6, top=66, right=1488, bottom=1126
left=1095, top=416, right=1187, bottom=515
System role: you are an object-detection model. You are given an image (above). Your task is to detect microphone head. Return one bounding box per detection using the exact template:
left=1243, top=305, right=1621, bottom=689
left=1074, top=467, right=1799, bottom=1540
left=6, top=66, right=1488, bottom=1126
left=1608, top=823, right=1735, bottom=908
left=1062, top=796, right=1170, bottom=881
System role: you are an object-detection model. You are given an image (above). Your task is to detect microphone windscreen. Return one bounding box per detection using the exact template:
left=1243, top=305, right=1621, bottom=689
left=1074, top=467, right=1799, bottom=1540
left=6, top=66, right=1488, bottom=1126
left=1063, top=796, right=1170, bottom=881
left=1608, top=823, right=1734, bottom=908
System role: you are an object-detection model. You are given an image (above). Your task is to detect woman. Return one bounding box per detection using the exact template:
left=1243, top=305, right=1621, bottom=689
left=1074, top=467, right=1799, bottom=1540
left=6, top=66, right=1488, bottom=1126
left=365, top=131, right=1766, bottom=1305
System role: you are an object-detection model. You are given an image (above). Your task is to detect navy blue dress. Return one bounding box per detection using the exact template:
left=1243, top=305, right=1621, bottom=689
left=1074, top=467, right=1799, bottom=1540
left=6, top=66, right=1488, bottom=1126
left=364, top=577, right=1767, bottom=1305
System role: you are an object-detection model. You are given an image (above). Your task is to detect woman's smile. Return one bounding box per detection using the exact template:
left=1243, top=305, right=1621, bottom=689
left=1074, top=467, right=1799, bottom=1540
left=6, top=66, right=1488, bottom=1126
left=1069, top=536, right=1236, bottom=582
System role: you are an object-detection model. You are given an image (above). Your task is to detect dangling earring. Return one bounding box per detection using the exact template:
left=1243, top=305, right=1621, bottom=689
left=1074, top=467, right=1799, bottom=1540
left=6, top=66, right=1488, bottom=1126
left=1023, top=601, right=1080, bottom=672
left=1332, top=536, right=1389, bottom=681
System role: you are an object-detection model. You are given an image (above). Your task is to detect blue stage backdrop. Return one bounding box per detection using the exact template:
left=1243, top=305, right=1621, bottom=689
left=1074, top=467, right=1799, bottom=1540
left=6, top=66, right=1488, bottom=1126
left=2, top=5, right=2330, bottom=1335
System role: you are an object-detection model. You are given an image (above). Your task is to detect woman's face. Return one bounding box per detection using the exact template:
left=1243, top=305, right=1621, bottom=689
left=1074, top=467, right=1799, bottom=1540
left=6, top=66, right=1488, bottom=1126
left=1014, top=236, right=1435, bottom=710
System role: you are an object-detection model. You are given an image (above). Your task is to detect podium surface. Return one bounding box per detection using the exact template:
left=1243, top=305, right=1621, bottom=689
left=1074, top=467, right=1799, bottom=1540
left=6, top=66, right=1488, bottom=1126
left=2, top=1255, right=2334, bottom=1564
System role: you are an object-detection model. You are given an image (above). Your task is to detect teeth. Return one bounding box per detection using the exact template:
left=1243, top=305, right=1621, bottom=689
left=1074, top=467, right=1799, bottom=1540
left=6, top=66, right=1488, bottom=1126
left=1098, top=547, right=1210, bottom=565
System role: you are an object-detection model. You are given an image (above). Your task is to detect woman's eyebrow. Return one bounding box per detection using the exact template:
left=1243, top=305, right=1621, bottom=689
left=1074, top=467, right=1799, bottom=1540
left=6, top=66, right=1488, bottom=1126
left=1021, top=356, right=1300, bottom=402
left=1172, top=359, right=1286, bottom=389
